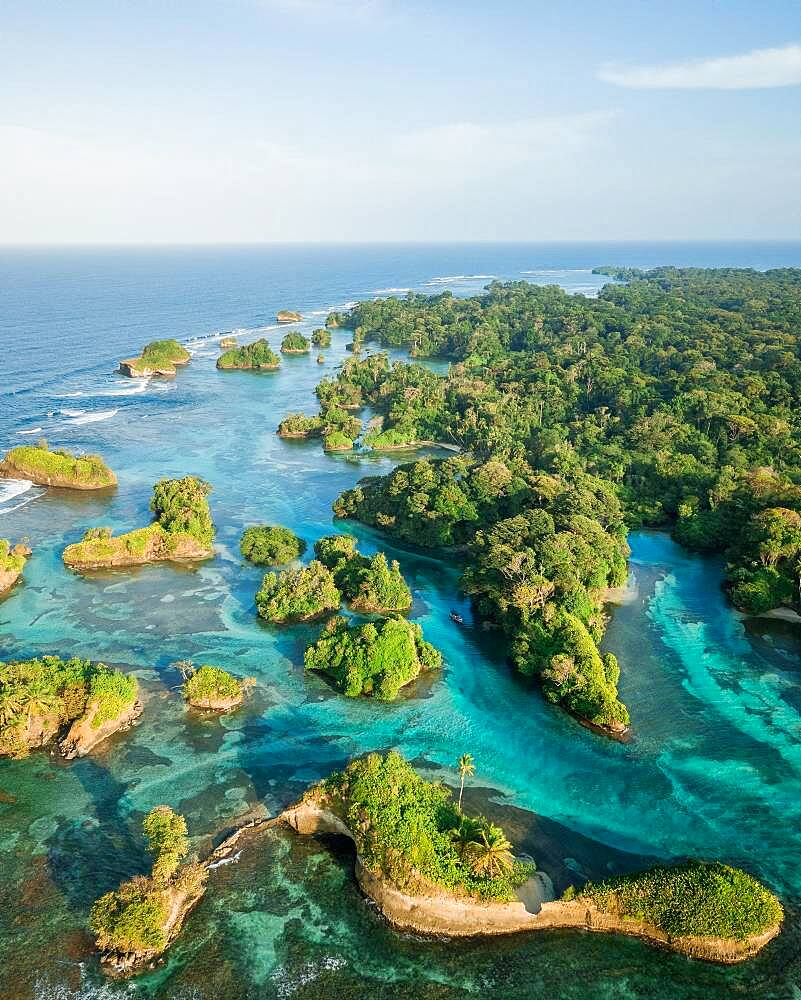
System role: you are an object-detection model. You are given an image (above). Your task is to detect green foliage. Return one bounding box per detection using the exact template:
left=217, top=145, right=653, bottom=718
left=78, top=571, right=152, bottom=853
left=183, top=665, right=241, bottom=705
left=281, top=331, right=310, bottom=353
left=0, top=656, right=136, bottom=753
left=313, top=535, right=412, bottom=612
left=314, top=751, right=531, bottom=900
left=277, top=412, right=324, bottom=437
left=364, top=425, right=420, bottom=449
left=312, top=328, right=331, bottom=347
left=304, top=615, right=440, bottom=700
left=143, top=805, right=190, bottom=883
left=255, top=560, right=341, bottom=623
left=3, top=444, right=115, bottom=487
left=90, top=806, right=205, bottom=956
left=151, top=476, right=214, bottom=547
left=91, top=884, right=168, bottom=953
left=582, top=861, right=783, bottom=940
left=63, top=477, right=214, bottom=567
left=0, top=539, right=27, bottom=576
left=88, top=670, right=138, bottom=728
left=140, top=339, right=190, bottom=366
left=323, top=430, right=354, bottom=451
left=217, top=338, right=280, bottom=370
left=240, top=525, right=306, bottom=566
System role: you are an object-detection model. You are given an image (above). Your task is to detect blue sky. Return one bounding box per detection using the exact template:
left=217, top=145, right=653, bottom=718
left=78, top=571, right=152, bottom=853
left=2, top=0, right=800, bottom=242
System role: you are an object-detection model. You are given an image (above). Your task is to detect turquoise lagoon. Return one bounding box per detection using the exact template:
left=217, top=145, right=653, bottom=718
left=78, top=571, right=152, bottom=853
left=1, top=244, right=800, bottom=999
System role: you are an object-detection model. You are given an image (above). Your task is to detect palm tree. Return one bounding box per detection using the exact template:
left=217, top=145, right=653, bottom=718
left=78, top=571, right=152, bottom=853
left=448, top=814, right=483, bottom=863
left=0, top=689, right=24, bottom=727
left=18, top=679, right=59, bottom=724
left=467, top=823, right=515, bottom=879
left=457, top=753, right=475, bottom=812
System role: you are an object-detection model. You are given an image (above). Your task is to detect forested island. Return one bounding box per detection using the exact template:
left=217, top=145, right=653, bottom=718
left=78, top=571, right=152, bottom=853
left=284, top=752, right=782, bottom=960
left=313, top=533, right=412, bottom=611
left=119, top=339, right=190, bottom=378
left=0, top=442, right=117, bottom=489
left=240, top=524, right=306, bottom=565
left=63, top=476, right=214, bottom=570
left=304, top=616, right=441, bottom=699
left=280, top=331, right=310, bottom=354
left=217, top=338, right=280, bottom=371
left=92, top=806, right=207, bottom=976
left=273, top=267, right=801, bottom=733
left=182, top=664, right=245, bottom=712
left=0, top=655, right=140, bottom=759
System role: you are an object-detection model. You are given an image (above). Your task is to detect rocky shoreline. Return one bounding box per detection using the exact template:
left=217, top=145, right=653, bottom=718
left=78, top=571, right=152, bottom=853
left=280, top=801, right=780, bottom=964
left=0, top=458, right=116, bottom=490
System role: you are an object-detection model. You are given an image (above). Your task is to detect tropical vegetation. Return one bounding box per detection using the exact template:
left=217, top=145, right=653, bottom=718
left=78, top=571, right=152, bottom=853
left=91, top=806, right=207, bottom=956
left=183, top=665, right=243, bottom=708
left=308, top=751, right=531, bottom=900
left=240, top=525, right=306, bottom=566
left=304, top=616, right=440, bottom=700
left=217, top=338, right=280, bottom=370
left=281, top=331, right=310, bottom=353
left=0, top=655, right=137, bottom=757
left=255, top=560, right=340, bottom=623
left=63, top=476, right=214, bottom=567
left=578, top=861, right=783, bottom=940
left=1, top=441, right=116, bottom=488
left=313, top=534, right=412, bottom=612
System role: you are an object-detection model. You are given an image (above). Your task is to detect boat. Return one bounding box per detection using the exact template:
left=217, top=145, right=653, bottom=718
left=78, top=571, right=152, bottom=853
left=450, top=611, right=464, bottom=625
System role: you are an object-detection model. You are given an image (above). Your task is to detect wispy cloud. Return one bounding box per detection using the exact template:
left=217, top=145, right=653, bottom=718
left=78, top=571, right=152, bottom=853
left=599, top=42, right=801, bottom=90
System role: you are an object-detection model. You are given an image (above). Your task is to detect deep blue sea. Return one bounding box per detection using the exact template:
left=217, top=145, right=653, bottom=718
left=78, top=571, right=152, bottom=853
left=1, top=242, right=801, bottom=1000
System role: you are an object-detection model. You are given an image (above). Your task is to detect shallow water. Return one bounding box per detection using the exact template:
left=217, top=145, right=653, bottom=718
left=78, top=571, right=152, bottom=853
left=1, top=244, right=800, bottom=999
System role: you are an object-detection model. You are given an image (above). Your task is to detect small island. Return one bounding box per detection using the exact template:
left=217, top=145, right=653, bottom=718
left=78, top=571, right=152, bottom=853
left=312, top=328, right=331, bottom=348
left=277, top=413, right=324, bottom=439
left=0, top=441, right=117, bottom=490
left=304, top=616, right=441, bottom=699
left=119, top=339, right=191, bottom=378
left=0, top=539, right=30, bottom=596
left=219, top=335, right=237, bottom=349
left=240, top=524, right=306, bottom=566
left=0, top=655, right=140, bottom=759
left=255, top=560, right=340, bottom=623
left=314, top=534, right=412, bottom=612
left=217, top=338, right=280, bottom=371
left=282, top=752, right=783, bottom=961
left=63, top=475, right=214, bottom=570
left=280, top=331, right=310, bottom=355
left=92, top=806, right=207, bottom=977
left=183, top=664, right=245, bottom=712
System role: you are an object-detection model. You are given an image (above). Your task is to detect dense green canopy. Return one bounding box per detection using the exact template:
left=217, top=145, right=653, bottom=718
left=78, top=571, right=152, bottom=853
left=304, top=616, right=440, bottom=700
left=317, top=268, right=801, bottom=730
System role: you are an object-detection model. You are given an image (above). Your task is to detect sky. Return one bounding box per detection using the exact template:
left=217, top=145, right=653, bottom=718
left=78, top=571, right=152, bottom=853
left=1, top=0, right=800, bottom=243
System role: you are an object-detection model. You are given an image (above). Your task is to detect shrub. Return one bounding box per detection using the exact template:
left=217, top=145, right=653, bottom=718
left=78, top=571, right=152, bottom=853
left=312, top=328, right=331, bottom=347
left=240, top=525, right=305, bottom=566
left=582, top=861, right=783, bottom=940
left=140, top=339, right=190, bottom=365
left=323, top=431, right=354, bottom=452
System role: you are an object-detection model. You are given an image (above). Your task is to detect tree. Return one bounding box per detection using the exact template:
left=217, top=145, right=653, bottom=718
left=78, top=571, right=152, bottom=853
left=448, top=814, right=482, bottom=862
left=457, top=753, right=475, bottom=812
left=19, top=678, right=59, bottom=724
left=467, top=823, right=515, bottom=878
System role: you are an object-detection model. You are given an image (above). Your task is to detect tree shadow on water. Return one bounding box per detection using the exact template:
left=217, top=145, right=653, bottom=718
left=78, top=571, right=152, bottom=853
left=46, top=756, right=150, bottom=911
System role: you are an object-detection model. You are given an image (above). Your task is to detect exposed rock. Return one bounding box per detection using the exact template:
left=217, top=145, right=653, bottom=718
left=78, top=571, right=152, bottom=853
left=281, top=801, right=780, bottom=963
left=0, top=458, right=116, bottom=490
left=219, top=336, right=238, bottom=349
left=276, top=310, right=302, bottom=323
left=186, top=691, right=243, bottom=713
left=63, top=525, right=212, bottom=570
left=118, top=359, right=181, bottom=378
left=60, top=699, right=143, bottom=759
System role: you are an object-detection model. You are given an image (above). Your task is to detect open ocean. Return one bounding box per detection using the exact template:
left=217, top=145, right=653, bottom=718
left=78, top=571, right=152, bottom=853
left=1, top=242, right=801, bottom=1000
